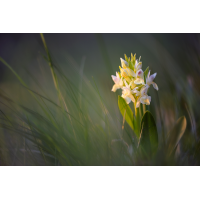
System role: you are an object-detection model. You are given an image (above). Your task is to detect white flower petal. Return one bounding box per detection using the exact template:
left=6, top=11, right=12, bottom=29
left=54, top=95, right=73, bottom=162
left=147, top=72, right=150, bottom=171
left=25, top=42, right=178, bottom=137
left=136, top=100, right=140, bottom=108
left=129, top=94, right=135, bottom=103
left=126, top=68, right=136, bottom=77
left=136, top=62, right=142, bottom=71
left=129, top=80, right=137, bottom=89
left=152, top=82, right=158, bottom=90
left=146, top=71, right=157, bottom=86
left=140, top=95, right=151, bottom=105
left=135, top=59, right=138, bottom=69
left=119, top=80, right=123, bottom=87
left=145, top=99, right=150, bottom=105
left=134, top=78, right=144, bottom=85
left=131, top=87, right=139, bottom=93
left=147, top=70, right=150, bottom=79
left=120, top=58, right=129, bottom=68
left=116, top=71, right=119, bottom=78
left=124, top=96, right=131, bottom=104
left=111, top=84, right=118, bottom=92
left=140, top=85, right=149, bottom=96
left=136, top=69, right=144, bottom=79
left=121, top=68, right=128, bottom=78
left=150, top=73, right=157, bottom=81
left=124, top=80, right=129, bottom=88
left=111, top=75, right=118, bottom=84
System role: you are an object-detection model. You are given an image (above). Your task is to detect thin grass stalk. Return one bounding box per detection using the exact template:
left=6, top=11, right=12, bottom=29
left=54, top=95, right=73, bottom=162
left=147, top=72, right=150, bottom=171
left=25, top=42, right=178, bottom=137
left=40, top=33, right=77, bottom=140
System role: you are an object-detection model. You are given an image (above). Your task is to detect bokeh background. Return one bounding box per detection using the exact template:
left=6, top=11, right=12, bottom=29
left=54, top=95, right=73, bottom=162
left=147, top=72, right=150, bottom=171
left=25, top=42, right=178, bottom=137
left=0, top=33, right=200, bottom=165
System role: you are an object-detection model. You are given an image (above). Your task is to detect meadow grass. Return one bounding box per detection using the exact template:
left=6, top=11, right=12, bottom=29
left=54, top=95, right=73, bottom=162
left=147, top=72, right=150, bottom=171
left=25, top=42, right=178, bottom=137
left=0, top=34, right=199, bottom=165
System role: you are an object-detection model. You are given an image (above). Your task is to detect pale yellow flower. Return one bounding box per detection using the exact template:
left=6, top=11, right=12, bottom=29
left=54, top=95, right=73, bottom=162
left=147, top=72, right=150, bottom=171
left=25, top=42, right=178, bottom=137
left=121, top=80, right=135, bottom=104
left=146, top=70, right=158, bottom=90
left=111, top=72, right=123, bottom=92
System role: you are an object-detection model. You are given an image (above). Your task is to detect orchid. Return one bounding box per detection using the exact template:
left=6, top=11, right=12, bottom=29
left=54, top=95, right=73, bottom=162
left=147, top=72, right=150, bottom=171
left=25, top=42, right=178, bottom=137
left=112, top=53, right=160, bottom=144
left=146, top=70, right=159, bottom=91
left=121, top=80, right=135, bottom=104
left=134, top=69, right=145, bottom=84
left=111, top=72, right=123, bottom=92
left=120, top=58, right=129, bottom=68
left=136, top=94, right=151, bottom=108
left=111, top=53, right=158, bottom=108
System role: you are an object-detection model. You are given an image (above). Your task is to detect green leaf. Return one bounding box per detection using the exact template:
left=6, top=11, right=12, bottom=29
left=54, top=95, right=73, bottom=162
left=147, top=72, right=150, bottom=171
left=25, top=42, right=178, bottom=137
left=143, top=67, right=149, bottom=84
left=167, top=116, right=187, bottom=156
left=118, top=96, right=134, bottom=130
left=138, top=111, right=158, bottom=156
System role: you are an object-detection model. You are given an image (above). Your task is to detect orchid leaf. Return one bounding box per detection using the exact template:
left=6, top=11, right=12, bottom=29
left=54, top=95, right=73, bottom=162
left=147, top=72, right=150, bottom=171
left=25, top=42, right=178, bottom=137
left=138, top=111, right=158, bottom=156
left=118, top=96, right=134, bottom=131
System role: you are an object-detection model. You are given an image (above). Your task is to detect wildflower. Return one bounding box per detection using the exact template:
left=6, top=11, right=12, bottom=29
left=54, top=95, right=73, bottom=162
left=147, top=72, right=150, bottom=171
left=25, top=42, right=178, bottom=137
left=111, top=72, right=123, bottom=92
left=134, top=69, right=145, bottom=85
left=146, top=70, right=159, bottom=90
left=120, top=58, right=129, bottom=68
left=134, top=56, right=144, bottom=84
left=111, top=53, right=158, bottom=107
left=133, top=85, right=149, bottom=97
left=119, top=67, right=133, bottom=83
left=121, top=80, right=135, bottom=104
left=134, top=57, right=142, bottom=71
left=136, top=94, right=151, bottom=108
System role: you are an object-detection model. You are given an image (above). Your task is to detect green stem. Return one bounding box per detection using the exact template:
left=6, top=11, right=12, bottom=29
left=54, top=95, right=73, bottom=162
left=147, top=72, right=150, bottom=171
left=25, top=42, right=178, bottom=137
left=134, top=103, right=141, bottom=138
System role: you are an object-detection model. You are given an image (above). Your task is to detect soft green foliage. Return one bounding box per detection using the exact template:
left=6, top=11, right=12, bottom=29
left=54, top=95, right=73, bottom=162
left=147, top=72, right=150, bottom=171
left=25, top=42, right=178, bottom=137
left=166, top=116, right=187, bottom=156
left=138, top=111, right=158, bottom=157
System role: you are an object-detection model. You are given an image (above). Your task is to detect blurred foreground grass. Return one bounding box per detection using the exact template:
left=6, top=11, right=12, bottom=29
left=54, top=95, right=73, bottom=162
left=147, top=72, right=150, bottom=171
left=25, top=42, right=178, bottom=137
left=0, top=33, right=200, bottom=165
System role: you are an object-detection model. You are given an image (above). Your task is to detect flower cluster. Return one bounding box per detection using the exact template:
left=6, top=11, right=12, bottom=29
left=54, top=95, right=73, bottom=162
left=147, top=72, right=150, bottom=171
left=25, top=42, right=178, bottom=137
left=111, top=53, right=158, bottom=108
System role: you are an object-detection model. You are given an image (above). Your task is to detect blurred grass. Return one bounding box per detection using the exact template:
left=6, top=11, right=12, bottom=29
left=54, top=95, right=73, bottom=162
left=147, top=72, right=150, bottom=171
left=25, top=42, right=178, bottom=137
left=0, top=33, right=200, bottom=165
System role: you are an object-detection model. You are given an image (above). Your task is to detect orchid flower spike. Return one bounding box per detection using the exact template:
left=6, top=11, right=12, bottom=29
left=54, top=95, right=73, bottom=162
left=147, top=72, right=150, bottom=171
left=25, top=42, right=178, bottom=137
left=111, top=53, right=158, bottom=108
